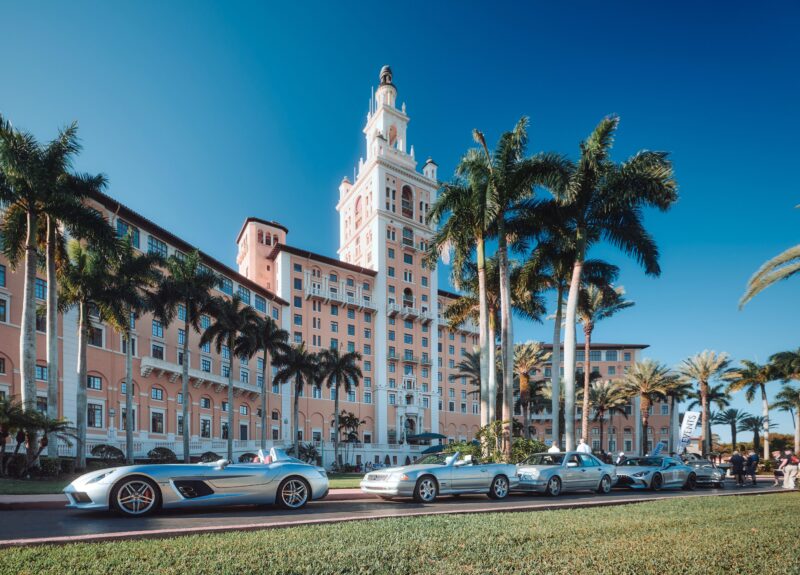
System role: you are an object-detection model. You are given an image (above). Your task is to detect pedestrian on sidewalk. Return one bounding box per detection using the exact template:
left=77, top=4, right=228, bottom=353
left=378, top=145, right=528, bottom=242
left=576, top=438, right=592, bottom=454
left=745, top=450, right=759, bottom=486
left=771, top=450, right=783, bottom=487
left=779, top=449, right=798, bottom=489
left=729, top=451, right=745, bottom=487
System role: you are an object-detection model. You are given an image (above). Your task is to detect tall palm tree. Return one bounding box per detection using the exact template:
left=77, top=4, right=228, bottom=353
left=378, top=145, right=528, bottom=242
left=725, top=360, right=780, bottom=459
left=738, top=415, right=775, bottom=453
left=581, top=379, right=628, bottom=454
left=576, top=285, right=634, bottom=441
left=773, top=385, right=800, bottom=453
left=318, top=348, right=362, bottom=468
left=151, top=250, right=217, bottom=462
left=58, top=239, right=110, bottom=470
left=686, top=382, right=732, bottom=454
left=513, top=341, right=551, bottom=438
left=426, top=150, right=491, bottom=427
left=770, top=348, right=800, bottom=379
left=103, top=236, right=162, bottom=463
left=474, top=118, right=569, bottom=456
left=199, top=295, right=259, bottom=462
left=663, top=378, right=693, bottom=453
left=557, top=116, right=678, bottom=451
left=0, top=397, right=25, bottom=475
left=712, top=408, right=750, bottom=451
left=618, top=360, right=676, bottom=455
left=456, top=349, right=481, bottom=398
left=677, top=351, right=734, bottom=456
left=236, top=315, right=290, bottom=452
left=273, top=344, right=319, bottom=459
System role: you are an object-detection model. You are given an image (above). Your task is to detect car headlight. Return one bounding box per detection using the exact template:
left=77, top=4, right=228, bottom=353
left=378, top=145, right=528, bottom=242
left=316, top=469, right=328, bottom=478
left=632, top=471, right=651, bottom=478
left=389, top=473, right=410, bottom=481
left=86, top=470, right=116, bottom=484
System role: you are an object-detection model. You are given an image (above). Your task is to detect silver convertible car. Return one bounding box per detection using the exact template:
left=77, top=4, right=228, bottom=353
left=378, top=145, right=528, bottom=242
left=64, top=448, right=329, bottom=516
left=615, top=456, right=698, bottom=491
left=360, top=452, right=519, bottom=503
left=514, top=452, right=617, bottom=496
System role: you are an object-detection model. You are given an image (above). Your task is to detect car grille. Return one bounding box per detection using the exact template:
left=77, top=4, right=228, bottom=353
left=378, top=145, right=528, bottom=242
left=368, top=473, right=389, bottom=482
left=616, top=475, right=634, bottom=486
left=71, top=492, right=92, bottom=504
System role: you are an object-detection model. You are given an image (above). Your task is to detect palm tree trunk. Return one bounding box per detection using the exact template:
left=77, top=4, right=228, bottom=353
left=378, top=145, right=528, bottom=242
left=794, top=410, right=800, bottom=454
left=227, top=336, right=234, bottom=462
left=476, top=238, right=490, bottom=428
left=181, top=311, right=190, bottom=463
left=20, top=208, right=38, bottom=411
left=76, top=301, right=88, bottom=471
left=760, top=383, right=770, bottom=460
left=641, top=398, right=650, bottom=456
left=293, top=375, right=301, bottom=458
left=599, top=410, right=605, bottom=455
left=46, top=217, right=59, bottom=457
left=752, top=428, right=760, bottom=453
left=124, top=332, right=134, bottom=464
left=260, top=349, right=269, bottom=451
left=550, top=284, right=563, bottom=449
left=581, top=325, right=592, bottom=443
left=700, top=380, right=710, bottom=456
left=730, top=422, right=737, bottom=451
left=497, top=239, right=514, bottom=458
left=520, top=374, right=530, bottom=439
left=669, top=397, right=679, bottom=454
left=488, top=320, right=497, bottom=422
left=563, top=251, right=584, bottom=452
left=333, top=377, right=340, bottom=469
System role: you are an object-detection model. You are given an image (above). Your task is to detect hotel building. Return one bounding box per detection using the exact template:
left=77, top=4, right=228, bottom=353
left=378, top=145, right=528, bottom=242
left=0, top=67, right=668, bottom=466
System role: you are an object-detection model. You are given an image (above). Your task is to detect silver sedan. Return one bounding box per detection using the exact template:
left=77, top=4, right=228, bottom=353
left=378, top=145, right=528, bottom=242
left=64, top=448, right=329, bottom=517
left=360, top=452, right=519, bottom=503
left=514, top=452, right=617, bottom=496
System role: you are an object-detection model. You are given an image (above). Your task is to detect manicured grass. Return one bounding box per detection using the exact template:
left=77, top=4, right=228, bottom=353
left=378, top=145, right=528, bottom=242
left=3, top=494, right=798, bottom=574
left=0, top=476, right=75, bottom=495
left=327, top=473, right=362, bottom=489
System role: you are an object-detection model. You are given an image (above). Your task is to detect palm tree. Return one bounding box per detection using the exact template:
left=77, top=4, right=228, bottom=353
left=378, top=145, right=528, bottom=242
left=581, top=379, right=628, bottom=454
left=456, top=349, right=481, bottom=398
left=199, top=295, right=259, bottom=462
left=619, top=360, right=676, bottom=455
left=236, top=315, right=290, bottom=452
left=686, top=382, right=732, bottom=454
left=738, top=415, right=775, bottom=453
left=318, top=348, right=362, bottom=469
left=103, top=236, right=162, bottom=463
left=58, top=239, right=110, bottom=470
left=474, top=118, right=569, bottom=456
left=0, top=397, right=25, bottom=475
left=677, top=351, right=734, bottom=456
left=712, top=408, right=750, bottom=451
left=513, top=342, right=551, bottom=438
left=770, top=348, right=800, bottom=379
left=576, top=285, right=634, bottom=441
left=426, top=150, right=492, bottom=427
left=663, top=379, right=693, bottom=453
left=273, top=344, right=319, bottom=459
left=557, top=116, right=678, bottom=451
left=725, top=360, right=780, bottom=459
left=151, top=250, right=217, bottom=462
left=773, top=385, right=800, bottom=453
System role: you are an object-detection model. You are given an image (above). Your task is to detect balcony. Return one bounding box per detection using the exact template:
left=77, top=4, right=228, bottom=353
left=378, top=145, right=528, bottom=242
left=387, top=302, right=433, bottom=322
left=304, top=273, right=376, bottom=310
left=402, top=355, right=420, bottom=364
left=420, top=356, right=432, bottom=366
left=140, top=356, right=261, bottom=399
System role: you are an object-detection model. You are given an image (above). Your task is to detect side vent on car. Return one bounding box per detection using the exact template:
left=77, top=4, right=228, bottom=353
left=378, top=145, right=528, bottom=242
left=174, top=480, right=214, bottom=499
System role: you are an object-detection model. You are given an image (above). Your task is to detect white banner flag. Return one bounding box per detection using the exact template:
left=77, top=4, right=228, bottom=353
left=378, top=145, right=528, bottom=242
left=677, top=411, right=701, bottom=454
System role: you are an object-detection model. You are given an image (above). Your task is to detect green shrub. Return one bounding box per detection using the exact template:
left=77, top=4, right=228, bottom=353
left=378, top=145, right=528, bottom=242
left=38, top=457, right=61, bottom=477
left=199, top=451, right=222, bottom=463
left=510, top=438, right=548, bottom=463
left=91, top=444, right=125, bottom=463
left=147, top=447, right=177, bottom=463
left=59, top=458, right=76, bottom=474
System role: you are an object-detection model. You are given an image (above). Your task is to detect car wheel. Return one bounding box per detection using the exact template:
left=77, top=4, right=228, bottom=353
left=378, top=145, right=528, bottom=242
left=110, top=475, right=161, bottom=517
left=650, top=473, right=663, bottom=491
left=276, top=476, right=310, bottom=510
left=545, top=476, right=562, bottom=497
left=413, top=476, right=438, bottom=503
left=488, top=475, right=509, bottom=500
left=682, top=473, right=697, bottom=491
left=596, top=475, right=612, bottom=494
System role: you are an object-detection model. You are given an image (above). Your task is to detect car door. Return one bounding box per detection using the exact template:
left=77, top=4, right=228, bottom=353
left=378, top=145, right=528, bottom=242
left=451, top=457, right=485, bottom=491
left=562, top=454, right=585, bottom=490
left=578, top=454, right=603, bottom=489
left=661, top=458, right=679, bottom=486
left=203, top=464, right=276, bottom=493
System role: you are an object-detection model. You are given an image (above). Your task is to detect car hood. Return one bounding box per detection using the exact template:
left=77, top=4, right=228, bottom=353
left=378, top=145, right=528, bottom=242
left=616, top=465, right=662, bottom=474
left=367, top=464, right=444, bottom=476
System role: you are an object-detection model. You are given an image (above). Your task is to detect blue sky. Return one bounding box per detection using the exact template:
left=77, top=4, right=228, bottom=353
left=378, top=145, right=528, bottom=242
left=2, top=1, right=798, bottom=441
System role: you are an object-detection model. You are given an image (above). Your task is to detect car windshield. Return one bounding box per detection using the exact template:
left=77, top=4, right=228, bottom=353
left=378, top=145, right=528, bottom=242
left=413, top=453, right=451, bottom=466
left=522, top=453, right=564, bottom=466
left=621, top=457, right=664, bottom=467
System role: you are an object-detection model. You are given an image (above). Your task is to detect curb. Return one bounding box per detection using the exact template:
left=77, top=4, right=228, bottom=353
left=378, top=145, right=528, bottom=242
left=0, top=489, right=787, bottom=548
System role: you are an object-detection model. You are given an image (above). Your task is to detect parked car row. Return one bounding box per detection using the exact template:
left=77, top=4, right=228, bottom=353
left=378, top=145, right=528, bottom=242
left=63, top=448, right=727, bottom=517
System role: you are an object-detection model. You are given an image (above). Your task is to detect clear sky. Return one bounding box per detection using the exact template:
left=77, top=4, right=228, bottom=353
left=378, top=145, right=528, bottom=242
left=2, top=1, right=798, bottom=441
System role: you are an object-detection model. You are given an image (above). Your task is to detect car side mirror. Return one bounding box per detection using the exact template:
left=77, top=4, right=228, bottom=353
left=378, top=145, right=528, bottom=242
left=566, top=461, right=578, bottom=468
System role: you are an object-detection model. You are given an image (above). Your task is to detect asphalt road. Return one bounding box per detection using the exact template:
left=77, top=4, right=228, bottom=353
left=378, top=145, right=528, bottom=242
left=0, top=480, right=784, bottom=547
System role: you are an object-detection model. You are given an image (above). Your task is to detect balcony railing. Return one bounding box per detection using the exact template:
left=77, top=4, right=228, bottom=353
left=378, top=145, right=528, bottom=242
left=140, top=356, right=261, bottom=397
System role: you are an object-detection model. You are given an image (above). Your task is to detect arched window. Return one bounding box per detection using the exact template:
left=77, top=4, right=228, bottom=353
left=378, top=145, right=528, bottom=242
left=354, top=197, right=362, bottom=228
left=264, top=231, right=271, bottom=246
left=402, top=227, right=413, bottom=247
left=401, top=186, right=413, bottom=219
left=273, top=234, right=279, bottom=246
left=257, top=229, right=263, bottom=244
left=403, top=287, right=414, bottom=308
left=388, top=125, right=397, bottom=147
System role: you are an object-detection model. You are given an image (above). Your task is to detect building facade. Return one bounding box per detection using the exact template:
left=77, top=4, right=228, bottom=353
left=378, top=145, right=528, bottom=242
left=0, top=67, right=662, bottom=467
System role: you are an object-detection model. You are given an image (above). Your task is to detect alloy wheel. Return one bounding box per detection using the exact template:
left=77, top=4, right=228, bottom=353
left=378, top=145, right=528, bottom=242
left=417, top=478, right=437, bottom=502
left=116, top=479, right=157, bottom=516
left=280, top=479, right=309, bottom=509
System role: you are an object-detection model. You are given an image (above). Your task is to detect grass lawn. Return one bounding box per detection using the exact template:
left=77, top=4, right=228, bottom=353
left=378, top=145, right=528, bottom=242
left=3, top=494, right=798, bottom=574
left=327, top=473, right=362, bottom=489
left=0, top=476, right=75, bottom=495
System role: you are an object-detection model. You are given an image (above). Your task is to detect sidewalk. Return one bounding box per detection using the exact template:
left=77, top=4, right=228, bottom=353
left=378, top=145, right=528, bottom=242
left=0, top=488, right=370, bottom=510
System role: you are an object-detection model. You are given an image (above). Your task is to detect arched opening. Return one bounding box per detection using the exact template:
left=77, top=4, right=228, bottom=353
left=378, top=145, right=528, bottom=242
left=401, top=186, right=413, bottom=219
left=402, top=287, right=413, bottom=308
left=388, top=125, right=397, bottom=148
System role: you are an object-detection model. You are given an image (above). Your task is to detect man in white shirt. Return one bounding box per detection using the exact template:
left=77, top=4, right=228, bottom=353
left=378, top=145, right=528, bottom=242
left=576, top=438, right=592, bottom=454
left=547, top=443, right=561, bottom=453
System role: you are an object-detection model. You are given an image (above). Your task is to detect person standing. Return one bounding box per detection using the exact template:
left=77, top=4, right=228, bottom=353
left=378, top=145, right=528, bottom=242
left=745, top=450, right=759, bottom=486
left=547, top=442, right=561, bottom=453
left=729, top=451, right=745, bottom=487
left=576, top=438, right=592, bottom=454
left=779, top=449, right=798, bottom=490
left=615, top=451, right=627, bottom=465
left=771, top=450, right=783, bottom=487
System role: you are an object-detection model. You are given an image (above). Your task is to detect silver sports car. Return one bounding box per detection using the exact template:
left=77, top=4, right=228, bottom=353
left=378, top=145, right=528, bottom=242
left=360, top=452, right=519, bottom=503
left=64, top=448, right=329, bottom=516
left=615, top=456, right=697, bottom=490
left=514, top=452, right=617, bottom=496
left=684, top=459, right=726, bottom=487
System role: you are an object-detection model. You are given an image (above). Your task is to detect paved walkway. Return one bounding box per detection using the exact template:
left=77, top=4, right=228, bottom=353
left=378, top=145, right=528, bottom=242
left=0, top=481, right=786, bottom=547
